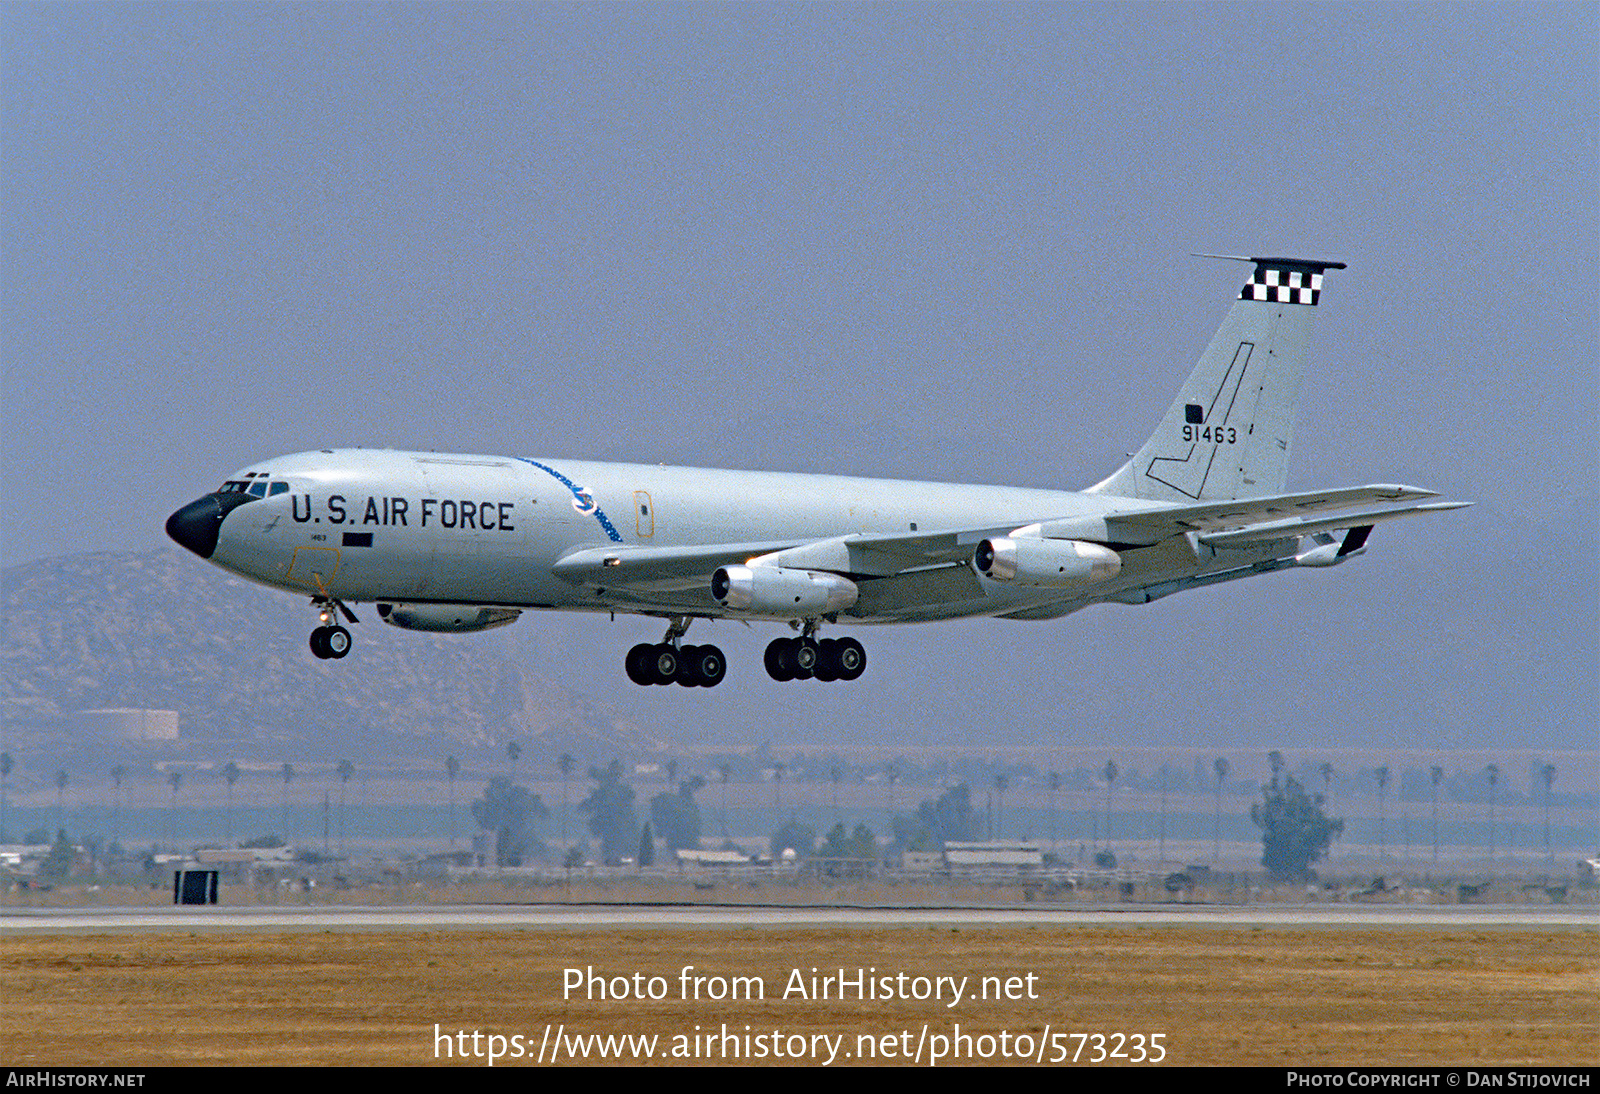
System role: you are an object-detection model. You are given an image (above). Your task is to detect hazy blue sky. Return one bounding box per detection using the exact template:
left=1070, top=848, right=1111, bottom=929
left=3, top=3, right=1595, bottom=755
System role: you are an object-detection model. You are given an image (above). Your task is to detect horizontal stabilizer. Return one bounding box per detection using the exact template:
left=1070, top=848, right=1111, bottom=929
left=1197, top=501, right=1470, bottom=549
left=1036, top=484, right=1444, bottom=546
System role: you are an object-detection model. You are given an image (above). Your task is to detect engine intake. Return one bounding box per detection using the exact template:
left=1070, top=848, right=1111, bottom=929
left=711, top=565, right=858, bottom=617
left=974, top=537, right=1121, bottom=587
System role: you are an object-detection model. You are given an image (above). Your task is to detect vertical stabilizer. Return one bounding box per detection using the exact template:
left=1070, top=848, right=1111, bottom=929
left=1089, top=256, right=1346, bottom=503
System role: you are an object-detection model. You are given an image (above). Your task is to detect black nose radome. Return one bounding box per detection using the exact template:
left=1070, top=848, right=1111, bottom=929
left=166, top=492, right=256, bottom=559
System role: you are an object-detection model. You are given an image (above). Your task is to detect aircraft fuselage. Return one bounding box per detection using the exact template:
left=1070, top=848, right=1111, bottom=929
left=187, top=447, right=1232, bottom=626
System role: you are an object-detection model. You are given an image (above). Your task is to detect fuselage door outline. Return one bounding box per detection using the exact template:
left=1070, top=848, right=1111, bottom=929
left=287, top=546, right=341, bottom=589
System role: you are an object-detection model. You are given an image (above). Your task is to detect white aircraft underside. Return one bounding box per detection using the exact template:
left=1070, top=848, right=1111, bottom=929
left=167, top=256, right=1466, bottom=687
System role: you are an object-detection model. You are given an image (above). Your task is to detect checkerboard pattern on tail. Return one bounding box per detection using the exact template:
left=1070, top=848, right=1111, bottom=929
left=1241, top=264, right=1326, bottom=305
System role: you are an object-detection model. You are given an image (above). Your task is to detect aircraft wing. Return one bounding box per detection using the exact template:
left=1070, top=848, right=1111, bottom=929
left=747, top=526, right=1018, bottom=576
left=550, top=524, right=1023, bottom=591
left=550, top=484, right=1462, bottom=600
left=551, top=540, right=806, bottom=591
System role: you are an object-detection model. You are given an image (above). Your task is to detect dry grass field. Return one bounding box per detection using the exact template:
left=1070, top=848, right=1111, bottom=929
left=3, top=924, right=1595, bottom=1066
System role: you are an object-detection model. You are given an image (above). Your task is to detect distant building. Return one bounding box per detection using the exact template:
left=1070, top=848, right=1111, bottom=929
left=417, top=850, right=481, bottom=876
left=0, top=843, right=50, bottom=872
left=899, top=850, right=942, bottom=873
left=674, top=848, right=752, bottom=868
left=943, top=841, right=1044, bottom=870
left=193, top=848, right=268, bottom=866
left=72, top=708, right=179, bottom=741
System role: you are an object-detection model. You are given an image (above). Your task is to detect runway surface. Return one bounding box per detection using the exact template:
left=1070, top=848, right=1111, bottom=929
left=4, top=901, right=1593, bottom=932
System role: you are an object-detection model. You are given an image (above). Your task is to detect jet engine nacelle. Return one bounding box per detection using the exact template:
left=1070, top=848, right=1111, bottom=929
left=711, top=564, right=859, bottom=617
left=1292, top=542, right=1343, bottom=567
left=377, top=603, right=522, bottom=633
left=974, top=537, right=1122, bottom=587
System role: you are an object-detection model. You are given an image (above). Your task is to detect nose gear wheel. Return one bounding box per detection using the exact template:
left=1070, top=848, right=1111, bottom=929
left=310, top=625, right=351, bottom=659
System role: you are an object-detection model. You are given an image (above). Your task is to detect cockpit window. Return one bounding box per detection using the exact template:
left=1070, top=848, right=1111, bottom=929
left=220, top=478, right=288, bottom=496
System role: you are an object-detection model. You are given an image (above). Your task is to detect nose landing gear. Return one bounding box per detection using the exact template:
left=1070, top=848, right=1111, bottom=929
left=309, top=597, right=359, bottom=660
left=310, top=625, right=351, bottom=659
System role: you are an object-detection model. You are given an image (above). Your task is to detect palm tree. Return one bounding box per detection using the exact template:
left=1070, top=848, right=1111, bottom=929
left=335, top=760, right=354, bottom=855
left=1540, top=762, right=1557, bottom=877
left=1484, top=763, right=1501, bottom=874
left=883, top=763, right=899, bottom=835
left=1156, top=763, right=1170, bottom=864
left=1102, top=761, right=1118, bottom=850
left=557, top=753, right=575, bottom=847
left=992, top=773, right=1009, bottom=841
left=1048, top=771, right=1063, bottom=858
left=110, top=764, right=127, bottom=848
left=1426, top=766, right=1444, bottom=872
left=1375, top=765, right=1391, bottom=862
left=166, top=770, right=182, bottom=851
left=222, top=762, right=240, bottom=845
left=506, top=740, right=522, bottom=782
left=445, top=756, right=461, bottom=847
left=1212, top=757, right=1230, bottom=863
left=1319, top=762, right=1336, bottom=861
left=54, top=770, right=68, bottom=835
left=716, top=762, right=732, bottom=838
left=0, top=752, right=12, bottom=842
left=830, top=766, right=842, bottom=827
left=280, top=763, right=295, bottom=843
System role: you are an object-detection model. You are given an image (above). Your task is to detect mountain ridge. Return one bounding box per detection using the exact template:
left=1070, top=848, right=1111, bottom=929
left=2, top=547, right=662, bottom=764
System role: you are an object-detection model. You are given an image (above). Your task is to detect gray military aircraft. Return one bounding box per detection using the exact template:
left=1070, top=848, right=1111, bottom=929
left=167, top=256, right=1465, bottom=688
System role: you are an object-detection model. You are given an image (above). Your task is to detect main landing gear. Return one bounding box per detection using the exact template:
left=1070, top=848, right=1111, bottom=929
left=764, top=634, right=866, bottom=682
left=622, top=619, right=870, bottom=687
left=309, top=598, right=358, bottom=660
left=625, top=617, right=726, bottom=688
